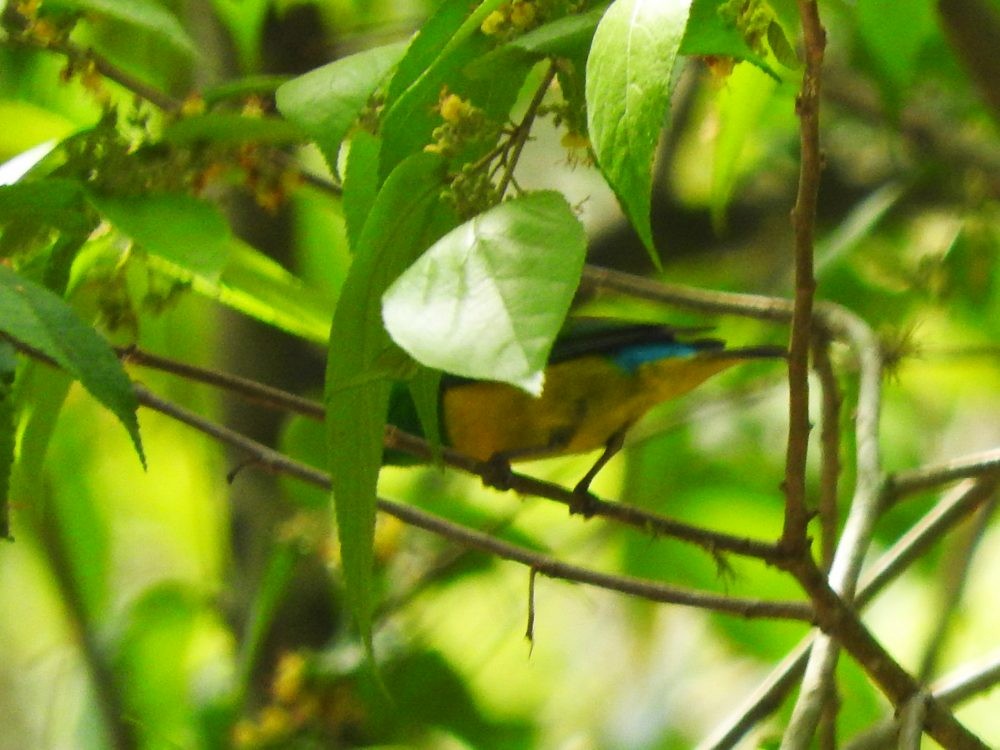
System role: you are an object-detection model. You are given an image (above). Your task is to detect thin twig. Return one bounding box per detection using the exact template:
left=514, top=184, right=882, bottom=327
left=703, top=479, right=997, bottom=749
left=779, top=0, right=825, bottom=554
left=783, top=307, right=885, bottom=748
left=496, top=61, right=558, bottom=198
left=843, top=650, right=1000, bottom=750
left=121, top=345, right=789, bottom=564
left=581, top=265, right=795, bottom=322
left=787, top=560, right=987, bottom=749
left=887, top=447, right=1000, bottom=500
left=132, top=382, right=812, bottom=621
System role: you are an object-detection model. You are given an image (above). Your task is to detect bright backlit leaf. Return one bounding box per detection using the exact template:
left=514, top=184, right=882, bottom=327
left=382, top=191, right=587, bottom=395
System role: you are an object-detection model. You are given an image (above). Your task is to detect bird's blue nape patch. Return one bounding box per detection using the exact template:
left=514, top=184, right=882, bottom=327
left=612, top=342, right=700, bottom=373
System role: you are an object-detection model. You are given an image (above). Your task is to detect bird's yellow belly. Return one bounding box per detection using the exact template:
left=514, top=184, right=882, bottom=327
left=441, top=353, right=742, bottom=462
left=442, top=357, right=651, bottom=461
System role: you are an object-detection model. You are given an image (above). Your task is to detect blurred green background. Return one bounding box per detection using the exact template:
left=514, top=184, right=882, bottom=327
left=1, top=0, right=999, bottom=747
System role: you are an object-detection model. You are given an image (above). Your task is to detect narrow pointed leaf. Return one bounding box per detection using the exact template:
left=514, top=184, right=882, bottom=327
left=326, top=152, right=452, bottom=650
left=0, top=265, right=144, bottom=466
left=586, top=0, right=692, bottom=262
left=44, top=0, right=196, bottom=58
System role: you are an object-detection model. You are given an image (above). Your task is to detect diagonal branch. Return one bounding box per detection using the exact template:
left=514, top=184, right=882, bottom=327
left=132, top=382, right=812, bottom=622
left=121, top=345, right=788, bottom=564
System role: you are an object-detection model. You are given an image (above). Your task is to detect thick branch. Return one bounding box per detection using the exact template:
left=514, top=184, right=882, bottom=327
left=781, top=0, right=825, bottom=552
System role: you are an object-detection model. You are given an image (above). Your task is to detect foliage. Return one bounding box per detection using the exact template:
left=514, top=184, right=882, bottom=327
left=1, top=0, right=999, bottom=748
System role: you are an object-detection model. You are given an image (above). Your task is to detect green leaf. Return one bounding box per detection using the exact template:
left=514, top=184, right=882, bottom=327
left=467, top=6, right=607, bottom=77
left=382, top=191, right=587, bottom=394
left=586, top=0, right=692, bottom=264
left=236, top=542, right=302, bottom=703
left=200, top=75, right=291, bottom=106
left=0, top=342, right=16, bottom=539
left=680, top=0, right=777, bottom=76
left=160, top=113, right=303, bottom=146
left=0, top=102, right=76, bottom=163
left=206, top=0, right=272, bottom=70
left=326, top=152, right=453, bottom=649
left=0, top=264, right=144, bottom=466
left=86, top=192, right=231, bottom=280
left=856, top=0, right=935, bottom=92
left=383, top=0, right=491, bottom=106
left=507, top=6, right=608, bottom=57
left=379, top=0, right=526, bottom=181
left=342, top=132, right=382, bottom=253
left=409, top=366, right=443, bottom=462
left=276, top=42, right=408, bottom=173
left=0, top=179, right=92, bottom=235
left=147, top=237, right=334, bottom=344
left=710, top=62, right=777, bottom=230
left=45, top=0, right=197, bottom=59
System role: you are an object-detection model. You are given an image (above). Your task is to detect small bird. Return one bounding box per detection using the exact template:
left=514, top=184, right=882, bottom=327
left=390, top=318, right=784, bottom=497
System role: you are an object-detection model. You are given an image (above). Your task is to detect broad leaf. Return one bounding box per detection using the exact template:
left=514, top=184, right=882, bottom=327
left=586, top=0, right=692, bottom=263
left=87, top=192, right=231, bottom=281
left=379, top=0, right=526, bottom=181
left=382, top=191, right=587, bottom=395
left=0, top=179, right=91, bottom=234
left=147, top=237, right=334, bottom=344
left=0, top=264, right=144, bottom=465
left=341, top=132, right=382, bottom=253
left=276, top=42, right=408, bottom=172
left=45, top=0, right=196, bottom=58
left=467, top=6, right=607, bottom=77
left=326, top=153, right=453, bottom=649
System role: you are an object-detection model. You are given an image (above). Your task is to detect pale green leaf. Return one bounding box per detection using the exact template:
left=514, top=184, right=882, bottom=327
left=382, top=191, right=587, bottom=395
left=586, top=0, right=692, bottom=263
